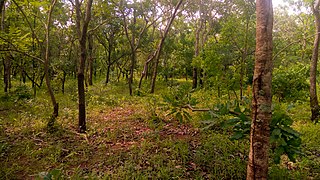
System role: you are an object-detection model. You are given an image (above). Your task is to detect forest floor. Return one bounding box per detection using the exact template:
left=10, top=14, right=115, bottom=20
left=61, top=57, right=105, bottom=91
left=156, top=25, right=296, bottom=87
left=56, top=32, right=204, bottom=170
left=0, top=80, right=320, bottom=179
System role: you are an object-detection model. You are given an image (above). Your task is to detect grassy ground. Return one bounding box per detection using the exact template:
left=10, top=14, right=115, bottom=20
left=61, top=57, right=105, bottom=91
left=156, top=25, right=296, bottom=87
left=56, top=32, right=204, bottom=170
left=0, top=78, right=319, bottom=179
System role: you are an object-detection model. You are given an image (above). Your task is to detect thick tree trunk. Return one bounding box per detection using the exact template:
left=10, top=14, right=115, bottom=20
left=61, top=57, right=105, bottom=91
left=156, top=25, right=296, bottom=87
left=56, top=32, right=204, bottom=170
left=247, top=0, right=273, bottom=179
left=75, top=0, right=93, bottom=133
left=310, top=0, right=320, bottom=122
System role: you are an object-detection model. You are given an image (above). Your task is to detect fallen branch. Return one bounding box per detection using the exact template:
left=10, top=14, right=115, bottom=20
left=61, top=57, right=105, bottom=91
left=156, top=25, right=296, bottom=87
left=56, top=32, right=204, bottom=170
left=182, top=104, right=210, bottom=112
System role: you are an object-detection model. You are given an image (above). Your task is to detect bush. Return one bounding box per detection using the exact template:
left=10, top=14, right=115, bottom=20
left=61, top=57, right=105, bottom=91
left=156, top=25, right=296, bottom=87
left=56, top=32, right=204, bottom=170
left=272, top=63, right=309, bottom=102
left=13, top=85, right=32, bottom=100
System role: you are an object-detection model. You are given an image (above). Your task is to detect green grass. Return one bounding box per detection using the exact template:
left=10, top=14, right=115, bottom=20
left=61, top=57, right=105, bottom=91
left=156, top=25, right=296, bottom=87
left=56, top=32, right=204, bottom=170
left=0, top=77, right=319, bottom=179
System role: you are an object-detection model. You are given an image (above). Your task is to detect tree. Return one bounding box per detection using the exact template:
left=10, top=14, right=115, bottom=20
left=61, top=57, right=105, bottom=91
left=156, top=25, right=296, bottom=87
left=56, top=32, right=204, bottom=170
left=74, top=0, right=94, bottom=133
left=120, top=0, right=151, bottom=95
left=150, top=0, right=183, bottom=93
left=246, top=0, right=273, bottom=179
left=310, top=0, right=320, bottom=122
left=44, top=0, right=59, bottom=126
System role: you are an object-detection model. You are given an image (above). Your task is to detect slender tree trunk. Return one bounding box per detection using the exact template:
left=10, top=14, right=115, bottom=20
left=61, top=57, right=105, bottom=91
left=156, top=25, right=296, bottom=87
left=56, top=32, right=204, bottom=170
left=192, top=1, right=204, bottom=89
left=3, top=56, right=10, bottom=93
left=105, top=42, right=112, bottom=84
left=75, top=0, right=93, bottom=133
left=1, top=0, right=10, bottom=93
left=138, top=52, right=156, bottom=89
left=150, top=0, right=183, bottom=93
left=192, top=67, right=197, bottom=89
left=247, top=0, right=273, bottom=179
left=106, top=64, right=111, bottom=84
left=127, top=9, right=137, bottom=96
left=44, top=0, right=58, bottom=122
left=88, top=34, right=94, bottom=86
left=129, top=53, right=135, bottom=95
left=310, top=0, right=320, bottom=122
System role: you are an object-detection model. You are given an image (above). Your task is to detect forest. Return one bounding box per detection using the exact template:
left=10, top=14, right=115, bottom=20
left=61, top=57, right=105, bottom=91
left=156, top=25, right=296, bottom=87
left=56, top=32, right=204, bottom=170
left=0, top=0, right=320, bottom=179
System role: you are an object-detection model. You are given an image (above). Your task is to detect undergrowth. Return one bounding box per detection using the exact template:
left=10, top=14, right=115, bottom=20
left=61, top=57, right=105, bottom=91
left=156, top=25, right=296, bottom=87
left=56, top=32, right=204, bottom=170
left=0, top=78, right=319, bottom=179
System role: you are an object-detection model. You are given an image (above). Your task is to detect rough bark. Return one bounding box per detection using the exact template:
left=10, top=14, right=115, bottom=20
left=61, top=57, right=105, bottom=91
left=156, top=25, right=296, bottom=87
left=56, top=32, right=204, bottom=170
left=310, top=0, right=320, bottom=122
left=246, top=0, right=273, bottom=179
left=75, top=0, right=93, bottom=133
left=44, top=0, right=58, bottom=120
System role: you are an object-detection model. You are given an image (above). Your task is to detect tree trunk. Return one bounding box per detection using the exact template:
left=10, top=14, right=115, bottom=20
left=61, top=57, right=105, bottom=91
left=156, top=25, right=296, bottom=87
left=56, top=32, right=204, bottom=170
left=192, top=67, right=197, bottom=89
left=138, top=52, right=156, bottom=89
left=75, top=0, right=93, bottom=133
left=310, top=0, right=320, bottom=122
left=106, top=64, right=111, bottom=84
left=88, top=34, right=94, bottom=86
left=3, top=56, right=10, bottom=93
left=129, top=53, right=135, bottom=95
left=44, top=0, right=59, bottom=122
left=1, top=0, right=10, bottom=93
left=150, top=0, right=183, bottom=93
left=247, top=0, right=273, bottom=179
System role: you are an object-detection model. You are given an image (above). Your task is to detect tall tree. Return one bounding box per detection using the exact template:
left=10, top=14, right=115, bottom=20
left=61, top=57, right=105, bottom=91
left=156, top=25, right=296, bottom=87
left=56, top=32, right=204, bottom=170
left=1, top=0, right=10, bottom=93
left=247, top=0, right=273, bottom=179
left=150, top=0, right=183, bottom=93
left=44, top=0, right=59, bottom=126
left=310, top=0, right=320, bottom=122
left=74, top=0, right=94, bottom=133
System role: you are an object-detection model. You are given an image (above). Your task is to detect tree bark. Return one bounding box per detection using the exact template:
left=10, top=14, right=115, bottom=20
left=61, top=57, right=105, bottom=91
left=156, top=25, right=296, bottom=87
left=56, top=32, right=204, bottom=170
left=75, top=0, right=93, bottom=133
left=310, top=0, right=320, bottom=122
left=247, top=0, right=273, bottom=179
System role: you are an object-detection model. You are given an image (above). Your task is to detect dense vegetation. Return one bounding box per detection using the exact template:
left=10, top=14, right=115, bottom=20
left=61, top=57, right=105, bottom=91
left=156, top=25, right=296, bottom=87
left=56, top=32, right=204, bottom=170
left=0, top=0, right=320, bottom=179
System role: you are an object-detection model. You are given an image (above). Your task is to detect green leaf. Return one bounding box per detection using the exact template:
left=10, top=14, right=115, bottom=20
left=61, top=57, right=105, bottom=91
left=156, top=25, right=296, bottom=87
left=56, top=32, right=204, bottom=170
left=239, top=113, right=248, bottom=121
left=222, top=117, right=240, bottom=128
left=230, top=131, right=244, bottom=140
left=280, top=126, right=300, bottom=137
left=274, top=146, right=285, bottom=164
left=271, top=128, right=281, bottom=137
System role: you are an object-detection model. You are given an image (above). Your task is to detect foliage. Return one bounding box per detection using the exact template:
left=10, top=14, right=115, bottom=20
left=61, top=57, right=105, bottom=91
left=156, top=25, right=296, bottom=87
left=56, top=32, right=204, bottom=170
left=272, top=63, right=309, bottom=102
left=202, top=99, right=302, bottom=164
left=162, top=84, right=197, bottom=123
left=13, top=85, right=32, bottom=100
